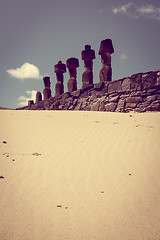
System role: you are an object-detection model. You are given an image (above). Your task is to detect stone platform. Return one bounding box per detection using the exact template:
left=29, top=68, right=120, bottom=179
left=19, top=70, right=160, bottom=113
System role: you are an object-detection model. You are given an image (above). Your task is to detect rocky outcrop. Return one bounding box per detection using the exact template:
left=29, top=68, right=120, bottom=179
left=21, top=70, right=160, bottom=112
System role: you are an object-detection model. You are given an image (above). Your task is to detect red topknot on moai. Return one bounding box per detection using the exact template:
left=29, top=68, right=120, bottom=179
left=54, top=61, right=66, bottom=96
left=43, top=76, right=52, bottom=101
left=99, top=39, right=114, bottom=83
left=81, top=45, right=96, bottom=89
left=66, top=57, right=79, bottom=93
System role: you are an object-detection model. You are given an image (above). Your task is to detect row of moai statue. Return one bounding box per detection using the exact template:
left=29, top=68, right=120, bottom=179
left=35, top=39, right=114, bottom=103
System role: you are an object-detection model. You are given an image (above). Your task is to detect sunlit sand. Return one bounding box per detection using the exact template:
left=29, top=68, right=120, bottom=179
left=0, top=110, right=160, bottom=240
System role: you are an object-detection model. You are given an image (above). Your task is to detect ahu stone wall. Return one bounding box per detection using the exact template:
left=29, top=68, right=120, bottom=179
left=24, top=70, right=160, bottom=113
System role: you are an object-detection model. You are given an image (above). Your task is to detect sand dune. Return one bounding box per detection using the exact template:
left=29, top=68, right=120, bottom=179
left=0, top=110, right=160, bottom=240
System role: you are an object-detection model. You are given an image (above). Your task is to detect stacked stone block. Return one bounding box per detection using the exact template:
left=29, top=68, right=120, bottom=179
left=22, top=70, right=160, bottom=112
left=19, top=38, right=160, bottom=113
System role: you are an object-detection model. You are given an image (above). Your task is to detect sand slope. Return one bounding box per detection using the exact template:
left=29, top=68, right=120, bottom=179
left=0, top=110, right=160, bottom=240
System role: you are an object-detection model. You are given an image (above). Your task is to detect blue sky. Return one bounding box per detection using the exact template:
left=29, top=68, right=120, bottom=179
left=0, top=0, right=160, bottom=108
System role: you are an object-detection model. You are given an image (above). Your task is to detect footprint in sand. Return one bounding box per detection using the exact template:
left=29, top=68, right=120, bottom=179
left=22, top=153, right=41, bottom=157
left=0, top=176, right=4, bottom=179
left=32, top=152, right=41, bottom=156
left=3, top=141, right=7, bottom=144
left=56, top=205, right=68, bottom=209
left=3, top=153, right=10, bottom=157
left=136, top=124, right=143, bottom=128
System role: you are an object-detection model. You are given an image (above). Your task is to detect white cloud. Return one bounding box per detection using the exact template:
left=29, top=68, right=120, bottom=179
left=120, top=54, right=128, bottom=63
left=138, top=5, right=155, bottom=14
left=112, top=3, right=160, bottom=20
left=7, top=62, right=42, bottom=80
left=136, top=4, right=160, bottom=19
left=17, top=90, right=37, bottom=107
left=98, top=8, right=106, bottom=14
left=113, top=2, right=133, bottom=15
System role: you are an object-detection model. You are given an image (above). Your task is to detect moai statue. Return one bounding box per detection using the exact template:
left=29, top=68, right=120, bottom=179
left=99, top=39, right=114, bottom=83
left=28, top=100, right=34, bottom=107
left=36, top=91, right=42, bottom=104
left=66, top=58, right=79, bottom=93
left=54, top=61, right=66, bottom=96
left=43, top=76, right=52, bottom=101
left=81, top=45, right=95, bottom=89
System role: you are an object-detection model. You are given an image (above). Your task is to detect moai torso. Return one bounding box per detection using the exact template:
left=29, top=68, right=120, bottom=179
left=43, top=76, right=51, bottom=101
left=36, top=91, right=42, bottom=104
left=99, top=39, right=114, bottom=83
left=66, top=58, right=79, bottom=93
left=81, top=45, right=95, bottom=88
left=54, top=61, right=66, bottom=96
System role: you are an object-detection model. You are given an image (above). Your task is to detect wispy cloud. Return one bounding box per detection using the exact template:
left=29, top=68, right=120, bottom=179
left=113, top=2, right=133, bottom=15
left=120, top=54, right=128, bottom=62
left=112, top=3, right=160, bottom=20
left=7, top=62, right=43, bottom=81
left=98, top=8, right=106, bottom=14
left=17, top=90, right=37, bottom=107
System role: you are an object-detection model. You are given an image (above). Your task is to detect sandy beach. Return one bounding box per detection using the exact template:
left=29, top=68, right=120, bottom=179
left=0, top=109, right=160, bottom=240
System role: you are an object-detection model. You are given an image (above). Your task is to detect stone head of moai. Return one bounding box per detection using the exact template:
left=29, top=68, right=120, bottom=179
left=54, top=60, right=66, bottom=82
left=66, top=57, right=79, bottom=92
left=99, top=39, right=114, bottom=83
left=36, top=91, right=42, bottom=104
left=81, top=45, right=96, bottom=69
left=81, top=44, right=96, bottom=88
left=43, top=76, right=51, bottom=88
left=66, top=58, right=79, bottom=78
left=28, top=100, right=34, bottom=107
left=54, top=60, right=66, bottom=96
left=43, top=76, right=52, bottom=101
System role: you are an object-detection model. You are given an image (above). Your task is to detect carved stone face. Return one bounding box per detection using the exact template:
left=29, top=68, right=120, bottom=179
left=56, top=72, right=64, bottom=82
left=81, top=49, right=96, bottom=62
left=43, top=77, right=51, bottom=87
left=36, top=91, right=42, bottom=103
left=66, top=58, right=79, bottom=69
left=45, top=80, right=51, bottom=88
left=98, top=39, right=114, bottom=55
left=69, top=68, right=77, bottom=78
left=101, top=52, right=111, bottom=66
left=54, top=61, right=66, bottom=73
left=84, top=59, right=93, bottom=69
